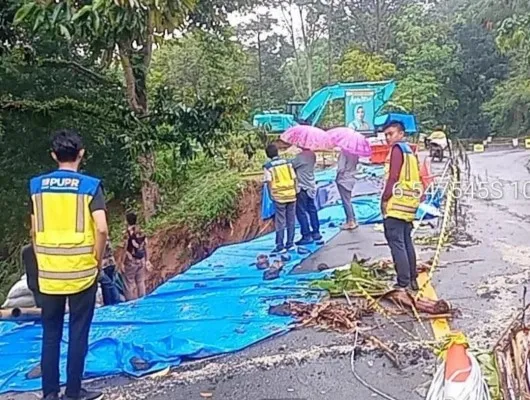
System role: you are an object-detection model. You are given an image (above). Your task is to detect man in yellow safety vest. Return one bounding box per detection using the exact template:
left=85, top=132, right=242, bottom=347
left=263, top=143, right=297, bottom=254
left=29, top=129, right=108, bottom=400
left=380, top=121, right=422, bottom=291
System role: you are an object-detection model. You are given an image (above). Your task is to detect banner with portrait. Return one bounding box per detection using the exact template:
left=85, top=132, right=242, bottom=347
left=345, top=89, right=376, bottom=133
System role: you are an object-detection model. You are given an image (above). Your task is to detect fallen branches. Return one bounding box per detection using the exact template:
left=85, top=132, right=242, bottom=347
left=383, top=290, right=453, bottom=316
left=269, top=301, right=367, bottom=333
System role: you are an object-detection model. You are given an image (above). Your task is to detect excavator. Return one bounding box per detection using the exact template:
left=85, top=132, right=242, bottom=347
left=252, top=80, right=417, bottom=134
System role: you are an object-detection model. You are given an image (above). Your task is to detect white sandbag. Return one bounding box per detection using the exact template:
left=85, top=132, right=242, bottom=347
left=2, top=294, right=36, bottom=309
left=5, top=275, right=32, bottom=300
left=96, top=287, right=104, bottom=307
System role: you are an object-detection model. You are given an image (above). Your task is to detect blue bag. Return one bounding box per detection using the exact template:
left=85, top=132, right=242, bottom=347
left=261, top=184, right=275, bottom=220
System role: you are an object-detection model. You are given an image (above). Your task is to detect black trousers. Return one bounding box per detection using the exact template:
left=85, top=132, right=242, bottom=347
left=383, top=217, right=417, bottom=287
left=41, top=282, right=97, bottom=398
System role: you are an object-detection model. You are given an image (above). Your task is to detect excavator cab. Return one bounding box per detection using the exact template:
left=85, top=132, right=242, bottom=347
left=286, top=101, right=305, bottom=121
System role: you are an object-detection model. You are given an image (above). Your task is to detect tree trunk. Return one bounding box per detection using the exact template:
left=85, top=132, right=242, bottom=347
left=118, top=40, right=160, bottom=221
left=327, top=0, right=334, bottom=84
left=257, top=17, right=264, bottom=111
left=138, top=151, right=160, bottom=220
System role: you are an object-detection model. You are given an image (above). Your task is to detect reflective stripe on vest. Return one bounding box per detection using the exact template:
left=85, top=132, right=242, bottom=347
left=39, top=267, right=98, bottom=280
left=34, top=245, right=94, bottom=256
left=384, top=142, right=422, bottom=222
left=35, top=193, right=44, bottom=232
left=76, top=194, right=85, bottom=233
left=265, top=158, right=296, bottom=203
left=30, top=170, right=100, bottom=295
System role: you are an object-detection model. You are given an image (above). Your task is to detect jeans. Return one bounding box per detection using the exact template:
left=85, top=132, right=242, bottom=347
left=41, top=282, right=97, bottom=398
left=384, top=217, right=417, bottom=287
left=296, top=189, right=320, bottom=238
left=99, top=265, right=121, bottom=305
left=274, top=201, right=296, bottom=248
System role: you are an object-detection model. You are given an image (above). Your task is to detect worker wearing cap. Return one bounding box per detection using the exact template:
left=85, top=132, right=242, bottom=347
left=29, top=129, right=107, bottom=400
left=381, top=121, right=422, bottom=291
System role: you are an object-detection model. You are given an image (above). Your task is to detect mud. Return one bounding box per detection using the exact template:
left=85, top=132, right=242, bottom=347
left=125, top=181, right=273, bottom=292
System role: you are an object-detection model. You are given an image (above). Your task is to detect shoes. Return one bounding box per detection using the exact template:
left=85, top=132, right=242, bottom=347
left=271, top=246, right=286, bottom=255
left=42, top=393, right=60, bottom=400
left=63, top=389, right=103, bottom=400
left=312, top=232, right=323, bottom=241
left=295, top=237, right=314, bottom=246
left=285, top=244, right=296, bottom=252
left=410, top=279, right=420, bottom=291
left=341, top=222, right=359, bottom=231
left=392, top=283, right=408, bottom=291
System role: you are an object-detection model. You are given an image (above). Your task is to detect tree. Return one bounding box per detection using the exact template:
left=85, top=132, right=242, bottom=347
left=335, top=47, right=396, bottom=82
left=388, top=4, right=459, bottom=130
left=273, top=0, right=328, bottom=97
left=449, top=23, right=508, bottom=138
left=15, top=0, right=249, bottom=219
left=328, top=0, right=410, bottom=55
left=483, top=76, right=530, bottom=137
left=150, top=29, right=249, bottom=103
left=237, top=11, right=294, bottom=110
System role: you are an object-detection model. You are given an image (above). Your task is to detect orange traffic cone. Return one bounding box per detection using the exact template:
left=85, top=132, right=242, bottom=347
left=444, top=341, right=472, bottom=382
left=443, top=334, right=473, bottom=399
left=420, top=158, right=434, bottom=191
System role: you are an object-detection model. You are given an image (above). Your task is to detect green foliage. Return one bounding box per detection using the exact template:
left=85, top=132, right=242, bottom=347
left=388, top=4, right=459, bottom=131
left=335, top=47, right=396, bottom=82
left=312, top=260, right=394, bottom=297
left=146, top=158, right=244, bottom=234
left=473, top=350, right=501, bottom=400
left=449, top=23, right=508, bottom=138
left=150, top=29, right=250, bottom=102
left=483, top=76, right=530, bottom=137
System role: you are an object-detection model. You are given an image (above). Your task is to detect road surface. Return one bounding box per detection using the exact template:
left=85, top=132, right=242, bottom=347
left=3, top=148, right=529, bottom=400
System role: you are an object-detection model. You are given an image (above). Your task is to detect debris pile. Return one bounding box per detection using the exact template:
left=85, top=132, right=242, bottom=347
left=494, top=315, right=530, bottom=399
left=269, top=301, right=367, bottom=333
left=312, top=260, right=394, bottom=297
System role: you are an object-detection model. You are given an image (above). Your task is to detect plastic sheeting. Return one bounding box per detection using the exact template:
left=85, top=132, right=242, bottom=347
left=0, top=165, right=440, bottom=394
left=374, top=113, right=418, bottom=134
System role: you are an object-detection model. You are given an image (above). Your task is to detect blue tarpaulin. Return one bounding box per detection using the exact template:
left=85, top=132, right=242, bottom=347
left=374, top=113, right=418, bottom=134
left=0, top=166, right=440, bottom=394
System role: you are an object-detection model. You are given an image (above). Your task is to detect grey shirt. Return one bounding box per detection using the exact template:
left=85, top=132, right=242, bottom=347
left=336, top=150, right=359, bottom=191
left=291, top=150, right=317, bottom=199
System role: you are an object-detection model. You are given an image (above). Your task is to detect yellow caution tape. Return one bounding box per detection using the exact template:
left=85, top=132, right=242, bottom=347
left=416, top=164, right=458, bottom=300
left=437, top=331, right=468, bottom=360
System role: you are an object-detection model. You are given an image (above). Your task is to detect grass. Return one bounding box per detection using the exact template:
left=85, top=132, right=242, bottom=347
left=146, top=159, right=245, bottom=235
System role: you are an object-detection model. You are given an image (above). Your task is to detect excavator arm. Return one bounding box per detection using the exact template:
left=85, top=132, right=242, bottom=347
left=252, top=80, right=397, bottom=132
left=297, top=80, right=397, bottom=126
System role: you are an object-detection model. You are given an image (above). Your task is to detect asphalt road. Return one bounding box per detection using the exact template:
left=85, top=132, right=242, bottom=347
left=4, top=148, right=530, bottom=400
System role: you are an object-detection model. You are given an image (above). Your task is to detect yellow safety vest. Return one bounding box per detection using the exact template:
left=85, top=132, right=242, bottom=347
left=264, top=158, right=297, bottom=203
left=30, top=170, right=100, bottom=295
left=384, top=142, right=422, bottom=222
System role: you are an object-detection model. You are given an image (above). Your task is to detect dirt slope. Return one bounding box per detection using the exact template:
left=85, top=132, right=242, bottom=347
left=140, top=180, right=272, bottom=292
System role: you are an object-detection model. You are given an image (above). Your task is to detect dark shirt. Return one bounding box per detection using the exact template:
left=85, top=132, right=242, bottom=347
left=30, top=184, right=106, bottom=214
left=382, top=145, right=404, bottom=202
left=126, top=227, right=146, bottom=259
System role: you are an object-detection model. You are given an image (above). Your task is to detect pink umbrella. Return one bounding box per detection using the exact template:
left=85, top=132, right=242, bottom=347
left=280, top=125, right=332, bottom=151
left=327, top=127, right=372, bottom=157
